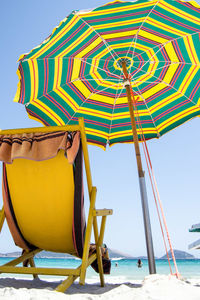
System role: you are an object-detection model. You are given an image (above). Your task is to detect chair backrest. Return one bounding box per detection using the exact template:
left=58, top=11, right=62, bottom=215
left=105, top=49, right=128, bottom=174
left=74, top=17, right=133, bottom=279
left=0, top=123, right=89, bottom=257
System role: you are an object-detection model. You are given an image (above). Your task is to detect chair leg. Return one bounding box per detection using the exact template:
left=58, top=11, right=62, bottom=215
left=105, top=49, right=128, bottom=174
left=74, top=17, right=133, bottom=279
left=98, top=216, right=107, bottom=286
left=96, top=246, right=104, bottom=287
left=55, top=275, right=78, bottom=292
left=0, top=207, right=5, bottom=233
left=79, top=187, right=97, bottom=285
left=93, top=217, right=105, bottom=287
left=93, top=215, right=108, bottom=287
left=21, top=250, right=39, bottom=279
left=28, top=257, right=39, bottom=279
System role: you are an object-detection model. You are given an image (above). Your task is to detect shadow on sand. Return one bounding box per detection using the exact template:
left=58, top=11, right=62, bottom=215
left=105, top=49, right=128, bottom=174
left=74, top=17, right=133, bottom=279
left=0, top=278, right=142, bottom=295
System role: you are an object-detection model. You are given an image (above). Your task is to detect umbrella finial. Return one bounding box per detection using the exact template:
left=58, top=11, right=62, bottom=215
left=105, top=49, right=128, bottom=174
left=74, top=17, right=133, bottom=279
left=117, top=58, right=131, bottom=68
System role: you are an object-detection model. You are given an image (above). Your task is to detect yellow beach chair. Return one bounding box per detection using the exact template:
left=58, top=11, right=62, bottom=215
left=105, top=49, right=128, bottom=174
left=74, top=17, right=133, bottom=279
left=0, top=118, right=113, bottom=292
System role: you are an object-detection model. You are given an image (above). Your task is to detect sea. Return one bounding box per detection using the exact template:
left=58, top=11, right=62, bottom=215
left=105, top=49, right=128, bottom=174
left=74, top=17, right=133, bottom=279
left=0, top=257, right=199, bottom=282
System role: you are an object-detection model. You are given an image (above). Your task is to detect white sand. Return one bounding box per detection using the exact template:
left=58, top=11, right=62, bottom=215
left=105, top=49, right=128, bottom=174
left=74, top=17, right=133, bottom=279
left=0, top=274, right=199, bottom=300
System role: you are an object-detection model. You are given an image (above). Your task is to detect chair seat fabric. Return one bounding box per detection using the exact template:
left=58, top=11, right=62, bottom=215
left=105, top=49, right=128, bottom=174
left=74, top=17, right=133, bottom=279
left=1, top=131, right=85, bottom=257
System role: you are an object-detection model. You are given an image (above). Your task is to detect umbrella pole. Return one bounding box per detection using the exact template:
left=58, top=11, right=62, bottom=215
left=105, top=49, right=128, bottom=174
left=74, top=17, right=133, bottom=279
left=122, top=62, right=156, bottom=274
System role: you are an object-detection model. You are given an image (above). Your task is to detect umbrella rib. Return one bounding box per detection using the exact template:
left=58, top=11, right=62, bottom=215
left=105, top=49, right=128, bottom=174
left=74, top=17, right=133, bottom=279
left=134, top=86, right=160, bottom=137
left=131, top=63, right=178, bottom=81
left=151, top=77, right=199, bottom=107
left=71, top=78, right=121, bottom=82
left=129, top=31, right=200, bottom=72
left=26, top=72, right=123, bottom=109
left=129, top=31, right=200, bottom=80
left=67, top=73, right=121, bottom=85
left=24, top=57, right=121, bottom=80
left=140, top=61, right=200, bottom=67
left=132, top=30, right=200, bottom=59
left=68, top=56, right=121, bottom=79
left=124, top=50, right=200, bottom=110
left=126, top=0, right=161, bottom=60
left=131, top=62, right=197, bottom=105
left=74, top=11, right=121, bottom=61
left=65, top=62, right=122, bottom=84
left=31, top=55, right=200, bottom=66
left=123, top=59, right=200, bottom=67
left=133, top=64, right=199, bottom=107
left=25, top=56, right=114, bottom=62
left=65, top=74, right=123, bottom=125
left=60, top=73, right=121, bottom=94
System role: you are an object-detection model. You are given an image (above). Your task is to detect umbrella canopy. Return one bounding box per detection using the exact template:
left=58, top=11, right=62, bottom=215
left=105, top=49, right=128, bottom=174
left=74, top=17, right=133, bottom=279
left=14, top=0, right=200, bottom=149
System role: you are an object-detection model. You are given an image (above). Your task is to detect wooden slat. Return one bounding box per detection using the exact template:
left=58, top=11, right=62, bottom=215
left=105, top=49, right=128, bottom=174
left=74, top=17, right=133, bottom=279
left=2, top=249, right=42, bottom=267
left=93, top=209, right=113, bottom=216
left=0, top=266, right=80, bottom=276
left=0, top=125, right=80, bottom=135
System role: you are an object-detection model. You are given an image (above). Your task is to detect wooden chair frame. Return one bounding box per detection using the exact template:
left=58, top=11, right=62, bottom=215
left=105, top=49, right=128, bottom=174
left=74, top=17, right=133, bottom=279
left=0, top=117, right=113, bottom=292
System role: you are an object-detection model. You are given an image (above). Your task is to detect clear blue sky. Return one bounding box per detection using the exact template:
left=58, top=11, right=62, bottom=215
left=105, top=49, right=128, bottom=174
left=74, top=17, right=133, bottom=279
left=1, top=0, right=200, bottom=261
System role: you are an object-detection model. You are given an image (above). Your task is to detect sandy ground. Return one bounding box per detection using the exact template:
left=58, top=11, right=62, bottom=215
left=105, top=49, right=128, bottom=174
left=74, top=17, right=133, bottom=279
left=0, top=274, right=199, bottom=299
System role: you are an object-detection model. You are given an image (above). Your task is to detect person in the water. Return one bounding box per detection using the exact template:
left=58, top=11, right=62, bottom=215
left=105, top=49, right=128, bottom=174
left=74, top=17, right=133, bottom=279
left=137, top=259, right=142, bottom=268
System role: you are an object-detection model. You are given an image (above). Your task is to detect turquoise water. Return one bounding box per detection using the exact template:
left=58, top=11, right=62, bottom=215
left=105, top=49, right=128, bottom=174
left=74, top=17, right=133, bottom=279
left=0, top=258, right=199, bottom=281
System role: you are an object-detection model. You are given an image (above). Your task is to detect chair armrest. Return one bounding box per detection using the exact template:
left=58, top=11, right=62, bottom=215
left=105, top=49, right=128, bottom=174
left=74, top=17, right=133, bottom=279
left=93, top=209, right=113, bottom=217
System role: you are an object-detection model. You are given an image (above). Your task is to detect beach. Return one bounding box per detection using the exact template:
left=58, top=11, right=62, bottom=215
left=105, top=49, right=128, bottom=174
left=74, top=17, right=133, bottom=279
left=0, top=258, right=199, bottom=299
left=2, top=0, right=200, bottom=299
left=0, top=274, right=199, bottom=300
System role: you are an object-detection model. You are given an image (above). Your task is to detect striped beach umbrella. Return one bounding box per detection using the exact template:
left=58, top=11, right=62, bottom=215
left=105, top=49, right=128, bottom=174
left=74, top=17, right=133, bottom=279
left=14, top=0, right=200, bottom=149
left=14, top=0, right=200, bottom=275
